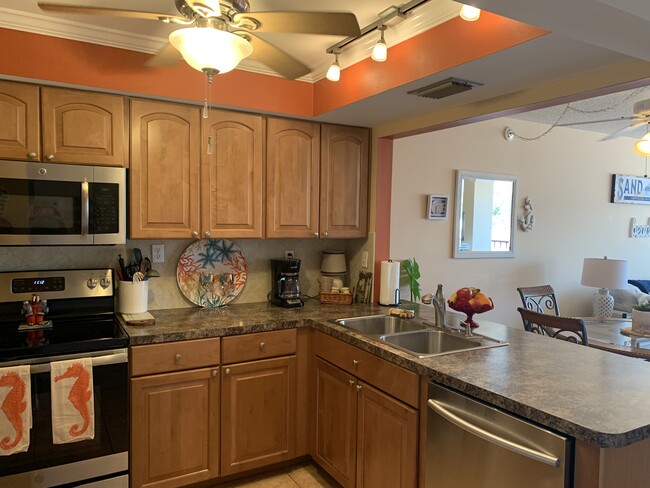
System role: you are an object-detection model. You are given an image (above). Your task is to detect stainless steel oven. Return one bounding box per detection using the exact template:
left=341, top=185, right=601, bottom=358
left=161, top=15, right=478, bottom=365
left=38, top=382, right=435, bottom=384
left=0, top=161, right=126, bottom=245
left=0, top=269, right=129, bottom=487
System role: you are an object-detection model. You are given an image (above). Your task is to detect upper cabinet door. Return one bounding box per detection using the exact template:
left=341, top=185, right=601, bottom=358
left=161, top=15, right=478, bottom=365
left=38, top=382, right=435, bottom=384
left=0, top=81, right=40, bottom=161
left=130, top=99, right=201, bottom=239
left=41, top=87, right=126, bottom=167
left=266, top=117, right=320, bottom=238
left=202, top=110, right=263, bottom=239
left=320, top=124, right=370, bottom=238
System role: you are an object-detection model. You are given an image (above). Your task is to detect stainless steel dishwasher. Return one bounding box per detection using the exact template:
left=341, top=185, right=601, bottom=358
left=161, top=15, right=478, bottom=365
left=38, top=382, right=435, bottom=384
left=427, top=383, right=572, bottom=488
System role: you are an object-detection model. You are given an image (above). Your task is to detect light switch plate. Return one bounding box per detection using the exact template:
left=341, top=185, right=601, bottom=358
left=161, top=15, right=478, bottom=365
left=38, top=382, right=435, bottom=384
left=361, top=251, right=369, bottom=268
left=285, top=249, right=295, bottom=260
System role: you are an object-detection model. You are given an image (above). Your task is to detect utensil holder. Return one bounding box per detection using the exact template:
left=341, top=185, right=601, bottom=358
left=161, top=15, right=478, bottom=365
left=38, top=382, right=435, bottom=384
left=117, top=280, right=149, bottom=314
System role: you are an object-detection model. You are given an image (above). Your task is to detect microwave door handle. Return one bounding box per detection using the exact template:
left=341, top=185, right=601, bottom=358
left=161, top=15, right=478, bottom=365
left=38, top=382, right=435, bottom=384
left=427, top=399, right=560, bottom=467
left=81, top=180, right=89, bottom=235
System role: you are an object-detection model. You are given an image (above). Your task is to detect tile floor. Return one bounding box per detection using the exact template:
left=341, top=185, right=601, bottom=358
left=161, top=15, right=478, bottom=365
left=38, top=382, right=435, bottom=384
left=215, top=463, right=341, bottom=488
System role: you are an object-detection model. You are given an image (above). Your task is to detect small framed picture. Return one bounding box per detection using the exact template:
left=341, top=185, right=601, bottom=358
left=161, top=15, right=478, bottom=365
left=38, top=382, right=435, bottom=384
left=427, top=194, right=448, bottom=220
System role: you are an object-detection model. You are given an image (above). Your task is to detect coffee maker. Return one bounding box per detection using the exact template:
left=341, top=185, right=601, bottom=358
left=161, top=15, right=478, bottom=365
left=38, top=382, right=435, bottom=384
left=270, top=259, right=304, bottom=308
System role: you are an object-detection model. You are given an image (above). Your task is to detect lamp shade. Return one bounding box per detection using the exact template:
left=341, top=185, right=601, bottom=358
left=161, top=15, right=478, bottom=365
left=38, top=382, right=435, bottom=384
left=459, top=5, right=481, bottom=21
left=321, top=250, right=347, bottom=275
left=634, top=132, right=650, bottom=156
left=581, top=257, right=628, bottom=290
left=169, top=27, right=252, bottom=74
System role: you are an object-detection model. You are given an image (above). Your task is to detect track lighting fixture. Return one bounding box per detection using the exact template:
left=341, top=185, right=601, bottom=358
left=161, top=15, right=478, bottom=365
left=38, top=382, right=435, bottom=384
left=371, top=25, right=388, bottom=62
left=326, top=51, right=341, bottom=82
left=459, top=4, right=481, bottom=21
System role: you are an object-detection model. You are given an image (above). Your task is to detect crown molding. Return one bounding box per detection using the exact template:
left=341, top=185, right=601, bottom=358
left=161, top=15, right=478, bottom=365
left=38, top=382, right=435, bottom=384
left=0, top=1, right=460, bottom=83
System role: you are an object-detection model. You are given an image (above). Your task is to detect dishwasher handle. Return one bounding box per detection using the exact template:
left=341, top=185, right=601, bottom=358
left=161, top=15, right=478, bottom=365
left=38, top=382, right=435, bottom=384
left=427, top=399, right=560, bottom=468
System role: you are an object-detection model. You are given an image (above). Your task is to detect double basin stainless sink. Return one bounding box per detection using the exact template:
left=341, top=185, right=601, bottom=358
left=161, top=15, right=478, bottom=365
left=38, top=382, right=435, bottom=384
left=333, top=315, right=507, bottom=358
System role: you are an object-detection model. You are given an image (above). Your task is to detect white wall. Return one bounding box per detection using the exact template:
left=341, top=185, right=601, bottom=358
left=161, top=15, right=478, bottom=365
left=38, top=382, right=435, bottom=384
left=390, top=117, right=650, bottom=328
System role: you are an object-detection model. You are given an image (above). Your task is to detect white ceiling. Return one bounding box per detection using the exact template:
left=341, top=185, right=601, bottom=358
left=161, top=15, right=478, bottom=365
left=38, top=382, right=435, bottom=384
left=1, top=0, right=649, bottom=133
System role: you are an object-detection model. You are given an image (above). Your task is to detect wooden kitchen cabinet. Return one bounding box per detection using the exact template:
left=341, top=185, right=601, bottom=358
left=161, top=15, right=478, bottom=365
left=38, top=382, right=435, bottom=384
left=220, top=330, right=298, bottom=475
left=320, top=124, right=370, bottom=238
left=201, top=109, right=264, bottom=239
left=0, top=81, right=40, bottom=161
left=313, top=333, right=419, bottom=488
left=266, top=117, right=321, bottom=238
left=0, top=81, right=126, bottom=166
left=130, top=99, right=201, bottom=239
left=130, top=338, right=221, bottom=488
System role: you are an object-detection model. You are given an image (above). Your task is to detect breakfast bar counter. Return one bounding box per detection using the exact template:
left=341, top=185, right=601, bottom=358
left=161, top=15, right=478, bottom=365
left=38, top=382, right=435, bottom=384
left=120, top=300, right=650, bottom=450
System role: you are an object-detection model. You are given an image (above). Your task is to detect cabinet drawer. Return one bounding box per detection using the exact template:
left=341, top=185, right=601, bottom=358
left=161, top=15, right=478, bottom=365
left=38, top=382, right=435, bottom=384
left=130, top=337, right=221, bottom=377
left=222, top=329, right=296, bottom=364
left=314, top=331, right=419, bottom=408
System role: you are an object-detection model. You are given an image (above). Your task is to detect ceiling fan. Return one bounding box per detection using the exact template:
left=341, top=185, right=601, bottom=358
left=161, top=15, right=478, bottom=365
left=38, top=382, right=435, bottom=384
left=556, top=98, right=650, bottom=141
left=37, top=0, right=361, bottom=79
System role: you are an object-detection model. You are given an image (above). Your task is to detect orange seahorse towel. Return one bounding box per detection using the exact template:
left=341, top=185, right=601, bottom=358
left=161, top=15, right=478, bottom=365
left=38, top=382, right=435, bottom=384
left=0, top=365, right=31, bottom=456
left=51, top=358, right=94, bottom=444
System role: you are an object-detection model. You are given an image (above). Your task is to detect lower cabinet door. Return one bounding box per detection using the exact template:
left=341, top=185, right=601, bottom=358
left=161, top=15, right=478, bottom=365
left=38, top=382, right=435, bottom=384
left=221, top=356, right=297, bottom=475
left=314, top=358, right=358, bottom=488
left=356, top=381, right=418, bottom=488
left=130, top=367, right=220, bottom=488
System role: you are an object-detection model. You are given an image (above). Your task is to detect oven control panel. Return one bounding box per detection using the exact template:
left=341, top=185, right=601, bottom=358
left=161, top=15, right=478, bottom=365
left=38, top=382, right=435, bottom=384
left=0, top=269, right=114, bottom=302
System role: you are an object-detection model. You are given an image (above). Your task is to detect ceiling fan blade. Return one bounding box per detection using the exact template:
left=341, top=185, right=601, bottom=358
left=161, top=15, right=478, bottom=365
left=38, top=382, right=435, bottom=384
left=145, top=43, right=183, bottom=68
left=556, top=116, right=641, bottom=127
left=600, top=121, right=649, bottom=141
left=235, top=32, right=310, bottom=80
left=233, top=11, right=361, bottom=36
left=37, top=3, right=184, bottom=22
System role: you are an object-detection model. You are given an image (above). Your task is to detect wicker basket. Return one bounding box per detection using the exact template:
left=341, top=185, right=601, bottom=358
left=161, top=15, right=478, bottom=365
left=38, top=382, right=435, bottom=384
left=320, top=292, right=353, bottom=305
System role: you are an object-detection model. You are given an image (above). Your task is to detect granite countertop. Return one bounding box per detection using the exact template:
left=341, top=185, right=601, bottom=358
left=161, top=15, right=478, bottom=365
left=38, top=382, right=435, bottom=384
left=120, top=300, right=650, bottom=449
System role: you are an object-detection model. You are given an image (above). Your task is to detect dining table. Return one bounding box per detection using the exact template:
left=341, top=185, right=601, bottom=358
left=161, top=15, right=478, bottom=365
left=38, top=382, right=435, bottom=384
left=581, top=317, right=650, bottom=359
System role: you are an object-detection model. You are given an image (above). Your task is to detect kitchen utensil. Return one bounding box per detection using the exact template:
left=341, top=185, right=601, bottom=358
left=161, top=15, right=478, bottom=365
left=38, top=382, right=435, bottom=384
left=140, top=257, right=151, bottom=274
left=133, top=248, right=143, bottom=267
left=118, top=254, right=127, bottom=279
left=132, top=272, right=145, bottom=282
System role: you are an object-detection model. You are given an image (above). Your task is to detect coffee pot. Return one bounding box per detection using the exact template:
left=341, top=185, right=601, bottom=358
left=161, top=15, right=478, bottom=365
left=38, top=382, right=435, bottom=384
left=270, top=259, right=304, bottom=308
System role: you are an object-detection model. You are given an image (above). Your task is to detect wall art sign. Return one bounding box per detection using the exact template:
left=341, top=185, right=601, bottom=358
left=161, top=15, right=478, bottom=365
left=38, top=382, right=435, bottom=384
left=427, top=194, right=448, bottom=220
left=630, top=218, right=650, bottom=238
left=611, top=174, right=650, bottom=205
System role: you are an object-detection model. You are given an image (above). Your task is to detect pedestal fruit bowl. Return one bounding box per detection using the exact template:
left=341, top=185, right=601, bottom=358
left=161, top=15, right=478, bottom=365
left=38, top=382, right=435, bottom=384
left=448, top=287, right=494, bottom=328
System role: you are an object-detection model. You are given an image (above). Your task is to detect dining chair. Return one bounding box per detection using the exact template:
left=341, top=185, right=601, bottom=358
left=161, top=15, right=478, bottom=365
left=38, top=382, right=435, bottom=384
left=517, top=285, right=560, bottom=315
left=517, top=307, right=588, bottom=345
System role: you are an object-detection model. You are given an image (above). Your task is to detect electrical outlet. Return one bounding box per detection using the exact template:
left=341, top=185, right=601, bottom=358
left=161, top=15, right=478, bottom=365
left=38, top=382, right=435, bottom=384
left=152, top=244, right=165, bottom=263
left=285, top=249, right=295, bottom=260
left=361, top=251, right=369, bottom=268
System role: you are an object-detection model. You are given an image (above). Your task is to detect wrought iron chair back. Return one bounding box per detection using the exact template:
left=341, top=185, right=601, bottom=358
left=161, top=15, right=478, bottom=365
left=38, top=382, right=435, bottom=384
left=517, top=307, right=588, bottom=345
left=517, top=285, right=560, bottom=315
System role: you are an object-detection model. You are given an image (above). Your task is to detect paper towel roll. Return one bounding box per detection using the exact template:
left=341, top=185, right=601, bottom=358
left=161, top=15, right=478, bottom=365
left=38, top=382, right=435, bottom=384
left=379, top=260, right=400, bottom=306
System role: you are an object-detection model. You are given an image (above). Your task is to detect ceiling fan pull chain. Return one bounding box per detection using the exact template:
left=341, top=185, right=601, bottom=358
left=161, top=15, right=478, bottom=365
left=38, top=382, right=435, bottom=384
left=202, top=73, right=209, bottom=119
left=205, top=70, right=214, bottom=155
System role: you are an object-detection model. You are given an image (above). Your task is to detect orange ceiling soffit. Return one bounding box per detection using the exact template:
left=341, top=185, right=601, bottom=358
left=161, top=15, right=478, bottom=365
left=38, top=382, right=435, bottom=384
left=0, top=28, right=313, bottom=117
left=313, top=11, right=549, bottom=116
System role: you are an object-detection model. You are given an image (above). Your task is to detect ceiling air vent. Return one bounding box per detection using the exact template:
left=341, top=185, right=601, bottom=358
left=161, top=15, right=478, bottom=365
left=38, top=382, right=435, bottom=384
left=407, top=77, right=483, bottom=100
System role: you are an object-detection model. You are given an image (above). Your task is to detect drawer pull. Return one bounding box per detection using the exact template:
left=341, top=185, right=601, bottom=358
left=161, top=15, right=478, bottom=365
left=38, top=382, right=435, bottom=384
left=212, top=369, right=219, bottom=377
left=349, top=379, right=355, bottom=386
left=175, top=354, right=182, bottom=361
left=352, top=359, right=359, bottom=367
left=225, top=368, right=230, bottom=375
left=356, top=384, right=362, bottom=392
left=259, top=341, right=266, bottom=350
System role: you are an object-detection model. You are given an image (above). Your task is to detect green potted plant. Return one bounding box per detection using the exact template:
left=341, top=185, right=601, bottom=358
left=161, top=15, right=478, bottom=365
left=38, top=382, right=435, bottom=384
left=402, top=258, right=421, bottom=302
left=632, top=302, right=650, bottom=335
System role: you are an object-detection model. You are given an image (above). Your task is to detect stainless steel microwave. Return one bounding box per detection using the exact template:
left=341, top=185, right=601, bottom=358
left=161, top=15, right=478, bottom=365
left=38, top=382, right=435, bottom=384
left=0, top=161, right=126, bottom=245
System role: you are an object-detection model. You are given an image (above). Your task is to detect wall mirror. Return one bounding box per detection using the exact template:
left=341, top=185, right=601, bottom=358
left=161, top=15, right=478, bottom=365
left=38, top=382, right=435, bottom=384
left=453, top=170, right=517, bottom=259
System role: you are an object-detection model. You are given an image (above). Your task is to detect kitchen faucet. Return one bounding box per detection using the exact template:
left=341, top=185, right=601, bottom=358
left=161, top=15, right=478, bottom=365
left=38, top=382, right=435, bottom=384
left=432, top=284, right=446, bottom=327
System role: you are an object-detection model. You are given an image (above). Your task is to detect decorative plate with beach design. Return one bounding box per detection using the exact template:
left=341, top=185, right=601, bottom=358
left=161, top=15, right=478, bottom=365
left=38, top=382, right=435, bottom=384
left=177, top=239, right=247, bottom=307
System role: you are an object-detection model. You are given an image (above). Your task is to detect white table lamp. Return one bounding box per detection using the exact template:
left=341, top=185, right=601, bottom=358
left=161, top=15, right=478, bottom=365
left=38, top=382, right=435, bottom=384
left=581, top=257, right=628, bottom=320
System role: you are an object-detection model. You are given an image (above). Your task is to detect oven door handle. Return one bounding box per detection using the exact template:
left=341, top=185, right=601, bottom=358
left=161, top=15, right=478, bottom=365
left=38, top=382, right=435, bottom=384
left=29, top=349, right=128, bottom=374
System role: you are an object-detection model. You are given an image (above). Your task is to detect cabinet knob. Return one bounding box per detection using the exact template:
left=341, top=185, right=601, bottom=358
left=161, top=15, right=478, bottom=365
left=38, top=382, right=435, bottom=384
left=352, top=359, right=359, bottom=367
left=349, top=379, right=355, bottom=386
left=313, top=232, right=319, bottom=237
left=225, top=368, right=230, bottom=375
left=356, top=384, right=362, bottom=392
left=204, top=231, right=211, bottom=238
left=46, top=154, right=55, bottom=161
left=323, top=232, right=328, bottom=237
left=27, top=152, right=38, bottom=159
left=259, top=342, right=265, bottom=350
left=175, top=354, right=182, bottom=361
left=212, top=369, right=219, bottom=377
left=192, top=231, right=199, bottom=239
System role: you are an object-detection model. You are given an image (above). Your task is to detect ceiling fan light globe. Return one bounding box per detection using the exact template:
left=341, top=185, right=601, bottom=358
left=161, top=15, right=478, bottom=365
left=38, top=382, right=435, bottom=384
left=371, top=41, right=387, bottom=62
left=169, top=27, right=252, bottom=74
left=326, top=61, right=340, bottom=82
left=634, top=133, right=650, bottom=157
left=460, top=5, right=481, bottom=21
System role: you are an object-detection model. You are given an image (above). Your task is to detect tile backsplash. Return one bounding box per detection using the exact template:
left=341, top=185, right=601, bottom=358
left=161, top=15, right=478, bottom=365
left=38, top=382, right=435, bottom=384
left=0, top=235, right=375, bottom=310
